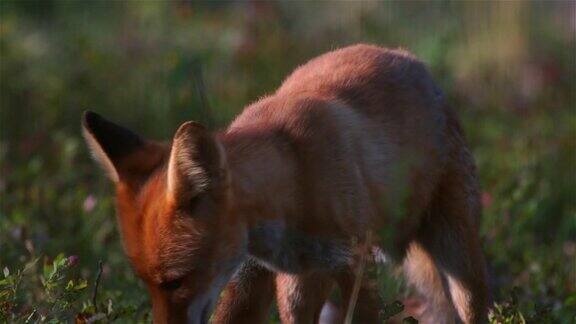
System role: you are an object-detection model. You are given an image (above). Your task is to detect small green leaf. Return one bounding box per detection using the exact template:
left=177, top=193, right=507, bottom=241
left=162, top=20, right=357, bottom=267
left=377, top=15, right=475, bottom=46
left=403, top=316, right=418, bottom=324
left=23, top=258, right=40, bottom=274
left=43, top=263, right=51, bottom=279
left=75, top=280, right=88, bottom=290
left=382, top=300, right=404, bottom=319
left=565, top=293, right=576, bottom=307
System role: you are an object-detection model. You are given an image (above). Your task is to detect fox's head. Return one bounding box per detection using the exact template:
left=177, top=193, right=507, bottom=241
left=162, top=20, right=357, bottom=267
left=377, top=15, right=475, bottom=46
left=82, top=111, right=247, bottom=323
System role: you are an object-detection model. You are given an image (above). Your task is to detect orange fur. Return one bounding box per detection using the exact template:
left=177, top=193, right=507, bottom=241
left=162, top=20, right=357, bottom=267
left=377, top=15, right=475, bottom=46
left=83, top=44, right=489, bottom=323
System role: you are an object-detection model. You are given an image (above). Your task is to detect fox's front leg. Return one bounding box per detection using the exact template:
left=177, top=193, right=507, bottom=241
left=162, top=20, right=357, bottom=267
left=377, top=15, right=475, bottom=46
left=275, top=272, right=335, bottom=324
left=275, top=267, right=384, bottom=324
left=336, top=265, right=384, bottom=323
left=212, top=260, right=276, bottom=324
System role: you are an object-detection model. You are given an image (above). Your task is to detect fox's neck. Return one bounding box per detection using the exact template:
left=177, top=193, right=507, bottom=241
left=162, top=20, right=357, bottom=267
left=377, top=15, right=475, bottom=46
left=219, top=127, right=299, bottom=225
left=219, top=127, right=351, bottom=273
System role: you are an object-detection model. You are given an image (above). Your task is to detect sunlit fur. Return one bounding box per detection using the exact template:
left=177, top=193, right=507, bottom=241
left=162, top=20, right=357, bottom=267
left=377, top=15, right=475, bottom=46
left=167, top=121, right=214, bottom=197
left=83, top=44, right=489, bottom=324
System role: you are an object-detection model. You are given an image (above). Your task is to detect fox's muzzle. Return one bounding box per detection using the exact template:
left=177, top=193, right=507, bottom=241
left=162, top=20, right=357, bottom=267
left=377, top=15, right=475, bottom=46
left=186, top=295, right=217, bottom=324
left=185, top=265, right=239, bottom=324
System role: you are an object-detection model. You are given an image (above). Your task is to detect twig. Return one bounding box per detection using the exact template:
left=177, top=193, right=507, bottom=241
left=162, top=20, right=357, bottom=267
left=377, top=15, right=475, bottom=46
left=191, top=61, right=215, bottom=129
left=24, top=309, right=37, bottom=323
left=344, top=230, right=372, bottom=324
left=92, top=260, right=103, bottom=312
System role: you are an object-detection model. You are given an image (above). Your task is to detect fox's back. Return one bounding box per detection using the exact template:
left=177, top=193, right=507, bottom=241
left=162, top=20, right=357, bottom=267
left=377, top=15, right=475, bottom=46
left=228, top=44, right=454, bottom=234
left=235, top=44, right=448, bottom=147
left=263, top=44, right=449, bottom=162
left=278, top=44, right=445, bottom=124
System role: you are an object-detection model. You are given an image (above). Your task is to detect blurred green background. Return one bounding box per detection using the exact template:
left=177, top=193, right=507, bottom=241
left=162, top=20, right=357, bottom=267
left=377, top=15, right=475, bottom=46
left=1, top=1, right=574, bottom=323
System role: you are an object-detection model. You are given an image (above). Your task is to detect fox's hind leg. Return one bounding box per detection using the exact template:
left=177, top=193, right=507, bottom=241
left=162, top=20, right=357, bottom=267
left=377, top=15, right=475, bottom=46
left=213, top=259, right=276, bottom=324
left=407, top=151, right=489, bottom=323
left=416, top=207, right=489, bottom=323
left=401, top=241, right=457, bottom=323
left=402, top=208, right=489, bottom=323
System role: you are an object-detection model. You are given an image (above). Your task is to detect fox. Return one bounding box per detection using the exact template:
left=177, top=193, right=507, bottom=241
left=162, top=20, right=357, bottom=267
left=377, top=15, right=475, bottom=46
left=82, top=44, right=489, bottom=324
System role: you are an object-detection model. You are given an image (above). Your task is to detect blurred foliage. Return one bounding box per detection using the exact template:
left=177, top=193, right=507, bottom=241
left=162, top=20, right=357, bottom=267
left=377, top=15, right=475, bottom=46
left=0, top=1, right=574, bottom=323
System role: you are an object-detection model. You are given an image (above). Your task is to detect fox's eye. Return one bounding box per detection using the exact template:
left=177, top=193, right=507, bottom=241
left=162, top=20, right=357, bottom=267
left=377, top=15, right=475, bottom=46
left=160, top=278, right=183, bottom=291
left=189, top=195, right=201, bottom=210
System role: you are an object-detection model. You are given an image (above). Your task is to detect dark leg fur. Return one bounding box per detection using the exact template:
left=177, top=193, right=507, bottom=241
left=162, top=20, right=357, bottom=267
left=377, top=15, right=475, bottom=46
left=213, top=260, right=276, bottom=324
left=403, top=148, right=490, bottom=323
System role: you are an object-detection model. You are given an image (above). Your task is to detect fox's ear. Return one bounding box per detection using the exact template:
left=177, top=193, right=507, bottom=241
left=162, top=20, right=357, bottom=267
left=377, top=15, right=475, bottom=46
left=167, top=121, right=226, bottom=200
left=82, top=111, right=165, bottom=183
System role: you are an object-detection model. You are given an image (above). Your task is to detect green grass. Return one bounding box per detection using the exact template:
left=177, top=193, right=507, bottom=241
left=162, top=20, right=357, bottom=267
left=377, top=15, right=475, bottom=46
left=1, top=1, right=574, bottom=323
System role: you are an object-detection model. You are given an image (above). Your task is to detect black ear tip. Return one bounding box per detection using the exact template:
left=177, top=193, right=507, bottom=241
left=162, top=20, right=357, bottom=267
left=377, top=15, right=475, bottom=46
left=81, top=111, right=144, bottom=158
left=82, top=110, right=102, bottom=129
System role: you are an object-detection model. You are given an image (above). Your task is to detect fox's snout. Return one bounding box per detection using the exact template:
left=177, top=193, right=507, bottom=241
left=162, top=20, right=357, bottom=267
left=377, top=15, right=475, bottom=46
left=150, top=284, right=223, bottom=324
left=152, top=302, right=210, bottom=324
left=185, top=296, right=216, bottom=324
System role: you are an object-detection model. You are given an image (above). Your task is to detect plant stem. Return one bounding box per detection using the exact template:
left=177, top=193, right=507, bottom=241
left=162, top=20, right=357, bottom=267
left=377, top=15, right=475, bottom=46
left=344, top=230, right=372, bottom=324
left=92, top=261, right=103, bottom=312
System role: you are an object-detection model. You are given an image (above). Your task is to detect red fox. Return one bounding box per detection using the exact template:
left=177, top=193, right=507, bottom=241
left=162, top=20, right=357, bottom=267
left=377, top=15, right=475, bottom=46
left=82, top=44, right=489, bottom=323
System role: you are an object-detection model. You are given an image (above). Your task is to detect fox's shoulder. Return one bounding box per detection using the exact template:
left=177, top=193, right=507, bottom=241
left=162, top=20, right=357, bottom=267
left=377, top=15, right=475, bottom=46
left=228, top=95, right=335, bottom=131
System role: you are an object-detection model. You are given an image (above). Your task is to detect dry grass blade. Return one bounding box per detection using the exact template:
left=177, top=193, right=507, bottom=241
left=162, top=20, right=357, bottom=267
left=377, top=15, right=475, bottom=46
left=344, top=230, right=372, bottom=324
left=92, top=260, right=103, bottom=312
